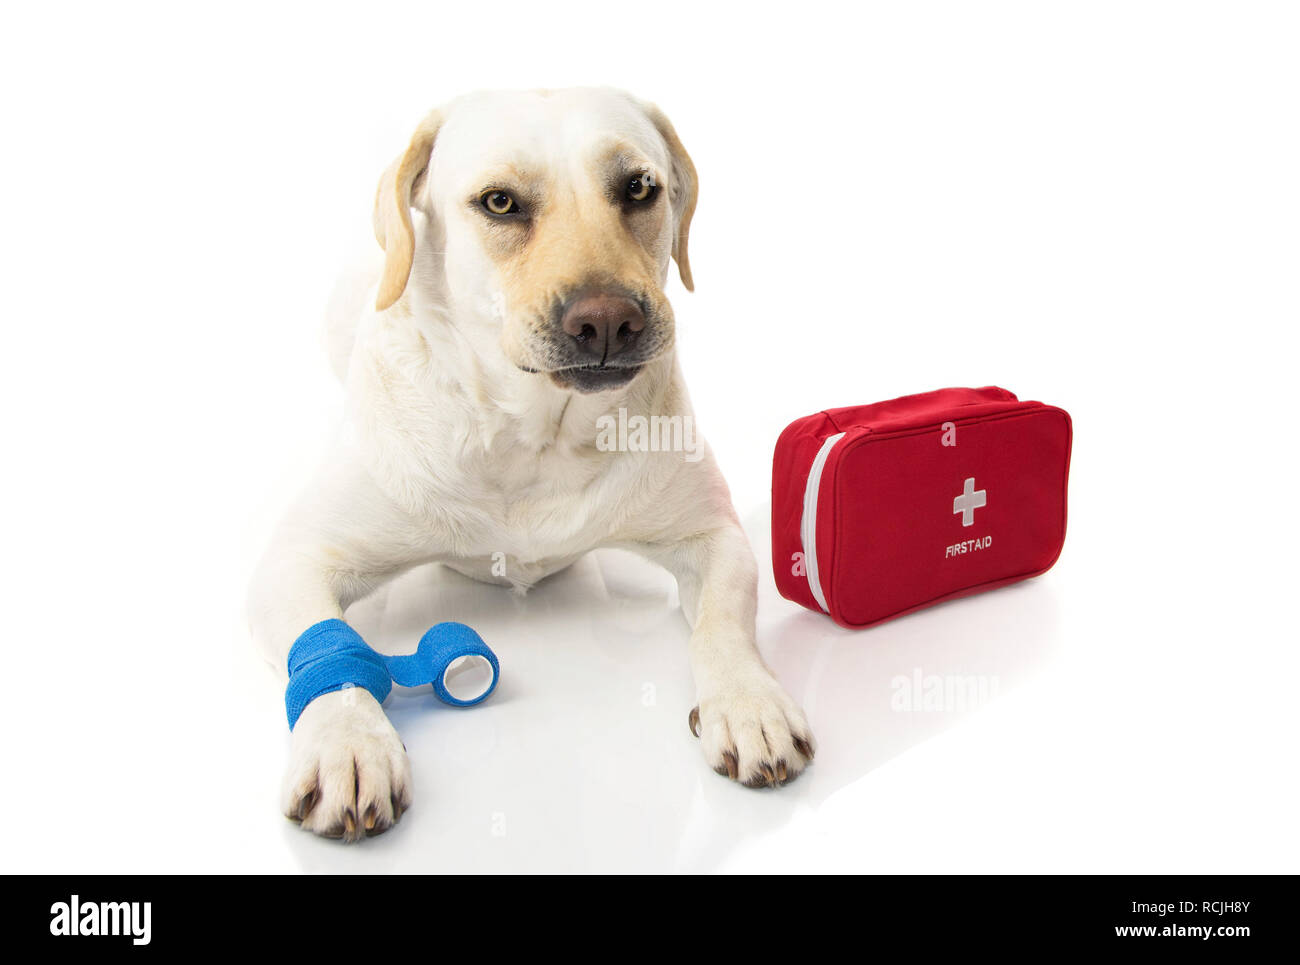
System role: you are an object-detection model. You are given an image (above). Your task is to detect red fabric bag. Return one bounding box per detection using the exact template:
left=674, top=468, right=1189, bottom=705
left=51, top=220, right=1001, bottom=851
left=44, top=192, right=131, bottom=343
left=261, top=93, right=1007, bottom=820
left=771, top=386, right=1072, bottom=629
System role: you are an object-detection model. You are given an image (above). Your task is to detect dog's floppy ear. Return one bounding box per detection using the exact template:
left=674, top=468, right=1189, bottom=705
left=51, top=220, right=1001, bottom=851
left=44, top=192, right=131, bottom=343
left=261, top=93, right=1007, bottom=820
left=372, top=109, right=443, bottom=311
left=642, top=102, right=698, bottom=291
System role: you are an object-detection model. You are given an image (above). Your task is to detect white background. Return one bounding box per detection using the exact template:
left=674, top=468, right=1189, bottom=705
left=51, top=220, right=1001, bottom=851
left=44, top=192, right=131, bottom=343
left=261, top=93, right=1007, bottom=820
left=1, top=1, right=1296, bottom=873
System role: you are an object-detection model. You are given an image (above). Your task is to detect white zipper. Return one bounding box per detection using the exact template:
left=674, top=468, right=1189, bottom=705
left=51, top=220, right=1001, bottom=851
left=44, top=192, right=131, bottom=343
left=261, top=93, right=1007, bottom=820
left=801, top=432, right=845, bottom=613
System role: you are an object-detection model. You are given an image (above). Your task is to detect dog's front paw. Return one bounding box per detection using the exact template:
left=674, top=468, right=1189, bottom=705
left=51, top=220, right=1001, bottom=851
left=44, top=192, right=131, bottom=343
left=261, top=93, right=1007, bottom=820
left=282, top=688, right=412, bottom=841
left=689, top=676, right=816, bottom=788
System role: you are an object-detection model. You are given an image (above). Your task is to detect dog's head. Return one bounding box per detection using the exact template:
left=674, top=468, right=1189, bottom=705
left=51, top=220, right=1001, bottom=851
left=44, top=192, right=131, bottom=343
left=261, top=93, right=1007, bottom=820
left=372, top=88, right=697, bottom=394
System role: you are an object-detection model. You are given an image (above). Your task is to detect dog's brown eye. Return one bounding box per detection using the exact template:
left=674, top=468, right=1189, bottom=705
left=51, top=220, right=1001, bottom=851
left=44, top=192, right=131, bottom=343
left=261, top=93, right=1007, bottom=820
left=482, top=191, right=518, bottom=215
left=626, top=175, right=657, bottom=203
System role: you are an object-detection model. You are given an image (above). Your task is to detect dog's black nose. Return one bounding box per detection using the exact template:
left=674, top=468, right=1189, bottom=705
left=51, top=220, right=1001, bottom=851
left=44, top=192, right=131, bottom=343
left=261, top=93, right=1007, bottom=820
left=561, top=292, right=645, bottom=363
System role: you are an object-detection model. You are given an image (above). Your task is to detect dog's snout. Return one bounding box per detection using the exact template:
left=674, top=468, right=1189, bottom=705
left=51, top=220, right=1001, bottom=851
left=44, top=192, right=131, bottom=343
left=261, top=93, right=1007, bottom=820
left=560, top=292, right=645, bottom=363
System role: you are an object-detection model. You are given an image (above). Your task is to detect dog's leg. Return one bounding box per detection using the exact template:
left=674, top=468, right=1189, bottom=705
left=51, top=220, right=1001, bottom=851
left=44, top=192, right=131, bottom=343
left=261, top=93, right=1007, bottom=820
left=638, top=520, right=816, bottom=787
left=248, top=462, right=434, bottom=840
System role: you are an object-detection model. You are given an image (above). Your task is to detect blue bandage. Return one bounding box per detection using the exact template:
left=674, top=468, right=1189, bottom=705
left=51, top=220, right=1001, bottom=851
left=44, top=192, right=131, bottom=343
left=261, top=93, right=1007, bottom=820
left=389, top=622, right=500, bottom=707
left=285, top=619, right=500, bottom=729
left=285, top=620, right=392, bottom=730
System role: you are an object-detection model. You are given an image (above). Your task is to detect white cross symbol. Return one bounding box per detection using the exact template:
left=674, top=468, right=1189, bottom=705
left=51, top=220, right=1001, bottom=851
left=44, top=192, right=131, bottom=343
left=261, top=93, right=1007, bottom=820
left=953, top=477, right=986, bottom=527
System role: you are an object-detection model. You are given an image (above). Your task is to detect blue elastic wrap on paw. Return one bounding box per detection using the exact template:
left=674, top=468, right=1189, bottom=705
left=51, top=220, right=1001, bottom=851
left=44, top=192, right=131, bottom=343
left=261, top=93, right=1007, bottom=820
left=285, top=619, right=392, bottom=730
left=285, top=619, right=500, bottom=729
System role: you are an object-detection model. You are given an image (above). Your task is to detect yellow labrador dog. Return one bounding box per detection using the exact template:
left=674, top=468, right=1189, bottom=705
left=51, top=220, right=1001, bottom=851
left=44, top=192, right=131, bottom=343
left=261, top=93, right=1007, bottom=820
left=249, top=88, right=815, bottom=840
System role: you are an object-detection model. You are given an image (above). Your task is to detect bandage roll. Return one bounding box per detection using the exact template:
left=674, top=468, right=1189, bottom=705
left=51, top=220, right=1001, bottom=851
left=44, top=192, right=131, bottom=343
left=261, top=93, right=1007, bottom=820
left=386, top=622, right=500, bottom=707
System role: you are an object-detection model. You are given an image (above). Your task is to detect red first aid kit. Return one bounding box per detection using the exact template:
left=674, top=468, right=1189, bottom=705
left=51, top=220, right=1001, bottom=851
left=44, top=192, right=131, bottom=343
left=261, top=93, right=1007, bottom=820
left=772, top=387, right=1072, bottom=629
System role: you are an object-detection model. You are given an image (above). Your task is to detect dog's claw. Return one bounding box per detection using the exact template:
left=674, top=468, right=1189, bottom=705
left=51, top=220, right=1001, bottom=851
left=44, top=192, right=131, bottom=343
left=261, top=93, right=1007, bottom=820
left=290, top=781, right=319, bottom=823
left=744, top=763, right=777, bottom=788
left=688, top=706, right=701, bottom=738
left=793, top=735, right=815, bottom=761
left=722, top=750, right=739, bottom=780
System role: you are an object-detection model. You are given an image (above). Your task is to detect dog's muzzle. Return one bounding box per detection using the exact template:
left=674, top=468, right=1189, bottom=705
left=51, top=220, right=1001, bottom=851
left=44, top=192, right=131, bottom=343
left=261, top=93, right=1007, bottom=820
left=533, top=287, right=670, bottom=393
left=561, top=291, right=646, bottom=363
